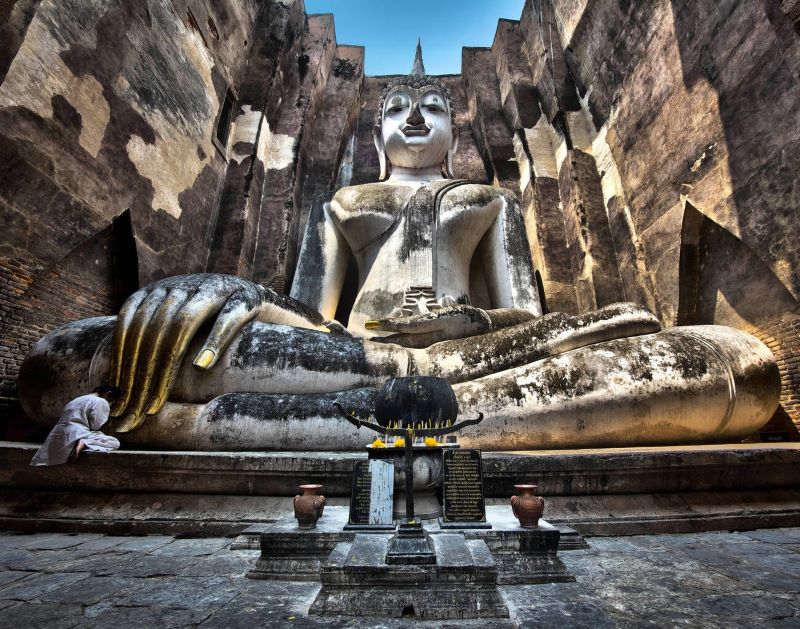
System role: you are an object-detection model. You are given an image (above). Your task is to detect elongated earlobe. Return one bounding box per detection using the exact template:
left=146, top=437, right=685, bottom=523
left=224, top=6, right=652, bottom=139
left=373, top=125, right=389, bottom=181
left=443, top=125, right=460, bottom=179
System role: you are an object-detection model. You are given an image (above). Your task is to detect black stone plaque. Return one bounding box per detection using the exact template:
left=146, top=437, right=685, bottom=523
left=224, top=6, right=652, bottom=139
left=347, top=460, right=372, bottom=525
left=441, top=448, right=490, bottom=528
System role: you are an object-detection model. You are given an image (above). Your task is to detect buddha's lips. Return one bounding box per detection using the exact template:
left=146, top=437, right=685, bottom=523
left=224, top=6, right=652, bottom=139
left=402, top=125, right=430, bottom=136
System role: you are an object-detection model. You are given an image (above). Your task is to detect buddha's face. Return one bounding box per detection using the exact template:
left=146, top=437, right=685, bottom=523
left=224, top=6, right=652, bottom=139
left=380, top=84, right=453, bottom=170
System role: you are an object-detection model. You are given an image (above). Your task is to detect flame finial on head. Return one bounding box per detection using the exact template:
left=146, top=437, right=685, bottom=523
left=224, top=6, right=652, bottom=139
left=411, top=38, right=425, bottom=76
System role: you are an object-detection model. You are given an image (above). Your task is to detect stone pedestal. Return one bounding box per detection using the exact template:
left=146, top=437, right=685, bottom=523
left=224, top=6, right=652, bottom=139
left=309, top=533, right=510, bottom=620
left=385, top=520, right=435, bottom=565
left=248, top=509, right=352, bottom=581
left=247, top=505, right=576, bottom=584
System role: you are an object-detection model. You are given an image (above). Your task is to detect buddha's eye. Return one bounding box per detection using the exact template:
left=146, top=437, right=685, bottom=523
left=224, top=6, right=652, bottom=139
left=424, top=104, right=443, bottom=112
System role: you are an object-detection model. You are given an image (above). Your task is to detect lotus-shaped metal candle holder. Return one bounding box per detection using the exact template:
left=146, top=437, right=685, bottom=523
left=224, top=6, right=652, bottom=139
left=334, top=376, right=483, bottom=564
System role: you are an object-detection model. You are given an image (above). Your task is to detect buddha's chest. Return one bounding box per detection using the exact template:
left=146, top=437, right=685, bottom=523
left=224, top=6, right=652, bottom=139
left=330, top=183, right=499, bottom=257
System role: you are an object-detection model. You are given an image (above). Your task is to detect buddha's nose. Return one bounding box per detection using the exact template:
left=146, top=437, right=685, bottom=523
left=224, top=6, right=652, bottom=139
left=406, top=102, right=425, bottom=126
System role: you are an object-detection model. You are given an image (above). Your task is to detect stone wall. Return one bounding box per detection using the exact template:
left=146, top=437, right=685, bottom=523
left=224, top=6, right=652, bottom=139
left=1, top=0, right=799, bottom=435
left=0, top=0, right=272, bottom=430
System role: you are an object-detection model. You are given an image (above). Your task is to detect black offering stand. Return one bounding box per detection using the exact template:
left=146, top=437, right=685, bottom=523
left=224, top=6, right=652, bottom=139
left=335, top=376, right=482, bottom=565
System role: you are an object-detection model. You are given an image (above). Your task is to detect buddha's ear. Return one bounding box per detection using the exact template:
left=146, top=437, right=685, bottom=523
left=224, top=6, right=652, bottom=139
left=373, top=125, right=389, bottom=181
left=443, top=125, right=460, bottom=179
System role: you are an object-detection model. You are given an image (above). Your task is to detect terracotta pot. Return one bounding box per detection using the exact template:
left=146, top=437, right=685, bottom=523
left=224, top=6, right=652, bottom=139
left=294, top=484, right=326, bottom=529
left=511, top=484, right=544, bottom=528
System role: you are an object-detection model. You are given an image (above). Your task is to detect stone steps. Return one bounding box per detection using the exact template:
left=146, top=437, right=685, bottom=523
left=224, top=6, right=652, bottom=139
left=3, top=441, right=800, bottom=536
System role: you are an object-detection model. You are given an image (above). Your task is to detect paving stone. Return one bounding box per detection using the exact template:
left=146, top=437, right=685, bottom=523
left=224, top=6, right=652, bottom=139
left=645, top=563, right=744, bottom=596
left=0, top=570, right=33, bottom=587
left=51, top=551, right=136, bottom=575
left=149, top=537, right=232, bottom=556
left=504, top=584, right=617, bottom=628
left=111, top=554, right=195, bottom=577
left=713, top=541, right=793, bottom=558
left=199, top=591, right=312, bottom=628
left=117, top=576, right=241, bottom=610
left=769, top=613, right=800, bottom=627
left=0, top=548, right=95, bottom=572
left=0, top=534, right=35, bottom=549
left=707, top=563, right=800, bottom=593
left=114, top=535, right=175, bottom=552
left=201, top=582, right=367, bottom=628
left=0, top=548, right=39, bottom=569
left=691, top=593, right=799, bottom=619
left=0, top=571, right=90, bottom=601
left=179, top=552, right=257, bottom=577
left=742, top=552, right=800, bottom=577
left=0, top=528, right=797, bottom=626
left=82, top=605, right=213, bottom=628
left=39, top=575, right=147, bottom=604
left=626, top=532, right=718, bottom=548
left=0, top=601, right=85, bottom=628
left=741, top=529, right=800, bottom=545
left=675, top=545, right=751, bottom=567
left=19, top=533, right=103, bottom=550
left=586, top=537, right=645, bottom=553
left=72, top=536, right=131, bottom=552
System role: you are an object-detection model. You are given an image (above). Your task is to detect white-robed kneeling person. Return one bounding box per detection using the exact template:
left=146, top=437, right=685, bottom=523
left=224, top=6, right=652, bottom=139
left=30, top=385, right=122, bottom=466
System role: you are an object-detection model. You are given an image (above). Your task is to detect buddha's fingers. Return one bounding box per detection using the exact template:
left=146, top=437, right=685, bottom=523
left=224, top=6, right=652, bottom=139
left=141, top=290, right=231, bottom=417
left=373, top=331, right=446, bottom=349
left=368, top=315, right=447, bottom=335
left=193, top=284, right=262, bottom=370
left=110, top=289, right=149, bottom=395
left=120, top=288, right=193, bottom=429
left=112, top=287, right=168, bottom=417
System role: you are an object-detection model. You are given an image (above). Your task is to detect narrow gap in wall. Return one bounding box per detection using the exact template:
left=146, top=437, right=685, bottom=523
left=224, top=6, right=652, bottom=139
left=215, top=88, right=236, bottom=150
left=111, top=210, right=139, bottom=306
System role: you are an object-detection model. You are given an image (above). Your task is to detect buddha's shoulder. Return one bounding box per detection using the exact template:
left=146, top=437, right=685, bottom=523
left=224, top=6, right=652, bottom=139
left=330, top=183, right=412, bottom=214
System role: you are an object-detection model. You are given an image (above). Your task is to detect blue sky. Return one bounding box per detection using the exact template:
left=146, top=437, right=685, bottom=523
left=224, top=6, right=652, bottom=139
left=303, top=0, right=527, bottom=75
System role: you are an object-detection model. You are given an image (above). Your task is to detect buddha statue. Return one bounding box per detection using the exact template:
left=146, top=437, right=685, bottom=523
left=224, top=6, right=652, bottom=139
left=18, top=47, right=780, bottom=451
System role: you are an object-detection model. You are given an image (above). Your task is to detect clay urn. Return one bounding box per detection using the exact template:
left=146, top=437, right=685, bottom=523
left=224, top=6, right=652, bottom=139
left=293, top=484, right=326, bottom=529
left=511, top=484, right=544, bottom=528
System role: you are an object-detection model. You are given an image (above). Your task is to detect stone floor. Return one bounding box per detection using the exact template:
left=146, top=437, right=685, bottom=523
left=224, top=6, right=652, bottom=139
left=0, top=528, right=799, bottom=628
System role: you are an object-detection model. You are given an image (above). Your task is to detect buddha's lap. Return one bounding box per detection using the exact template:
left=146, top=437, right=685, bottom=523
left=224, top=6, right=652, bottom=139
left=19, top=317, right=780, bottom=450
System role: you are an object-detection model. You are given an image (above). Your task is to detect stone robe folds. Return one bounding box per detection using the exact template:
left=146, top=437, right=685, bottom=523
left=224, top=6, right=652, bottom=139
left=30, top=394, right=120, bottom=466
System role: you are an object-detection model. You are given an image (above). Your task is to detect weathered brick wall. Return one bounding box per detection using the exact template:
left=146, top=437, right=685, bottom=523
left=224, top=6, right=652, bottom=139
left=759, top=311, right=800, bottom=428
left=0, top=241, right=121, bottom=438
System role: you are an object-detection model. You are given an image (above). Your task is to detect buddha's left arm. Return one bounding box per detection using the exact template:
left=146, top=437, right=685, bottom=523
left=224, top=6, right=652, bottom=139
left=477, top=190, right=543, bottom=318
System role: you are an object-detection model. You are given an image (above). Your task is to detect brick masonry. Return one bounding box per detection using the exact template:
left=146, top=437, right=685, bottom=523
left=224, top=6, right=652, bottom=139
left=0, top=255, right=118, bottom=439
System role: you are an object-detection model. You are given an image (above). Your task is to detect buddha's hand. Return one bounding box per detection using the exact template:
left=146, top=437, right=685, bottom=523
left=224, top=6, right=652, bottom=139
left=367, top=304, right=493, bottom=348
left=110, top=273, right=326, bottom=431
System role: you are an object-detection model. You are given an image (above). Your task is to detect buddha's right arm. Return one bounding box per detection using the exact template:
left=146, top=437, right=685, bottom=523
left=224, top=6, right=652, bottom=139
left=289, top=199, right=350, bottom=320
left=109, top=273, right=331, bottom=432
left=110, top=197, right=350, bottom=431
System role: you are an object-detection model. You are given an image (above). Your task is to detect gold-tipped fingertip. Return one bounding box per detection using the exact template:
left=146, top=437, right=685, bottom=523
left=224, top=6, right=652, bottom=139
left=193, top=349, right=216, bottom=370
left=115, top=413, right=141, bottom=433
left=364, top=320, right=382, bottom=331
left=145, top=397, right=162, bottom=416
